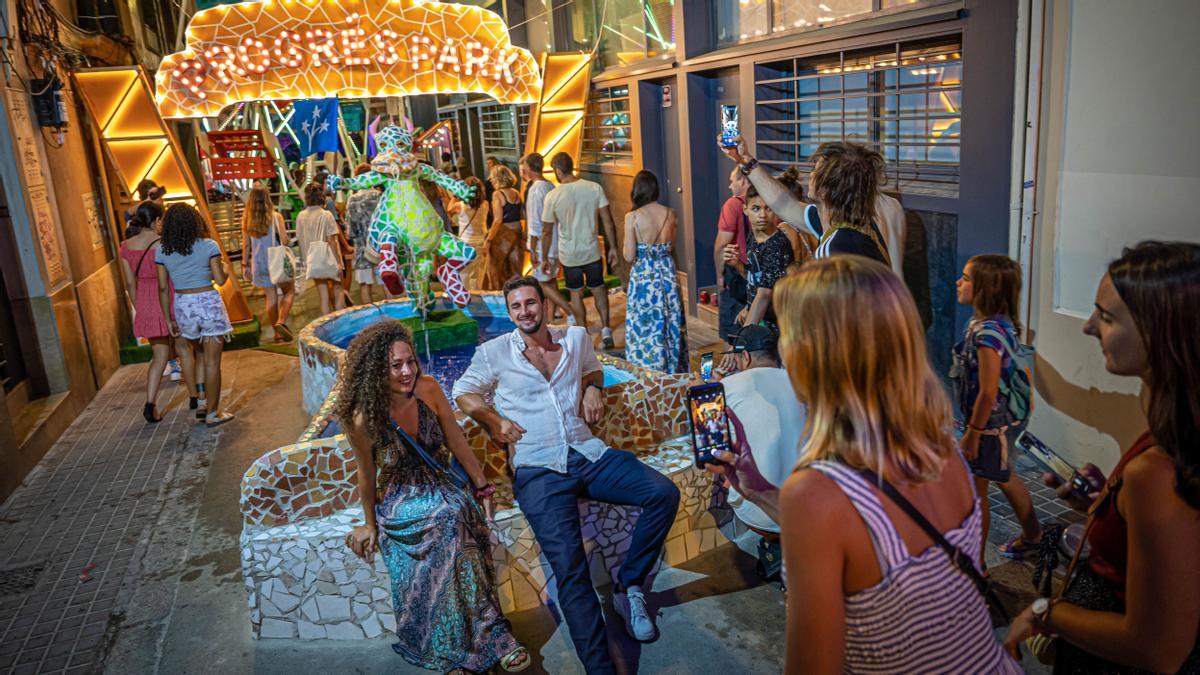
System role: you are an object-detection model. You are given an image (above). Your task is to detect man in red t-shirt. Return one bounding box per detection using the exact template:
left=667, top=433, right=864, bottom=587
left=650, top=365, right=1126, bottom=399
left=714, top=167, right=751, bottom=340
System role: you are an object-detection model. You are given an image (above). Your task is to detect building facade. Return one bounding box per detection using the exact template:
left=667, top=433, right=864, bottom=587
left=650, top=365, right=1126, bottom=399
left=449, top=0, right=1018, bottom=378
left=0, top=0, right=180, bottom=499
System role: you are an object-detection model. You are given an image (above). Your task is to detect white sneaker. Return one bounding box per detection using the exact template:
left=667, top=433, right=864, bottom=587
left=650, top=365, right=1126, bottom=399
left=614, top=586, right=656, bottom=641
left=167, top=359, right=181, bottom=382
left=601, top=327, right=614, bottom=349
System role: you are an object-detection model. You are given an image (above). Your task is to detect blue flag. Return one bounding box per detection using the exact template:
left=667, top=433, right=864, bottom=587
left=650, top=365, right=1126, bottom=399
left=292, top=98, right=340, bottom=157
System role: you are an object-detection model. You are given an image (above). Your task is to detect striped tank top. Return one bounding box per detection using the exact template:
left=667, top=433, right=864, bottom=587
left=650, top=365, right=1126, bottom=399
left=809, top=461, right=1022, bottom=674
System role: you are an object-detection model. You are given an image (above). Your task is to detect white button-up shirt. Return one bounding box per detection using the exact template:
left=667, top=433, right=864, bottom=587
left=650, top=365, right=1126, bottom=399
left=452, top=325, right=608, bottom=473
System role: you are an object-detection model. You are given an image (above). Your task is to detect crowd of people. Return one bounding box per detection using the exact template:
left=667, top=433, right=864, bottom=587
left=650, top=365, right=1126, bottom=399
left=328, top=136, right=1197, bottom=675
left=117, top=137, right=1198, bottom=673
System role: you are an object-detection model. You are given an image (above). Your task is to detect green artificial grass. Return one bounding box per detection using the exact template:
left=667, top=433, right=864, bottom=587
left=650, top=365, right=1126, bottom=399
left=254, top=342, right=299, bottom=358
left=119, top=319, right=262, bottom=364
left=554, top=274, right=621, bottom=300
left=398, top=309, right=479, bottom=352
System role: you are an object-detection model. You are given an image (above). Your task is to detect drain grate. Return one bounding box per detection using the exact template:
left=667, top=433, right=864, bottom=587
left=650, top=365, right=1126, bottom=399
left=0, top=562, right=46, bottom=597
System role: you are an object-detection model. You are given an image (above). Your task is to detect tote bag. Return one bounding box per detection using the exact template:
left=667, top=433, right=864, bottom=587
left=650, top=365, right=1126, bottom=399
left=305, top=239, right=340, bottom=280
left=267, top=218, right=296, bottom=285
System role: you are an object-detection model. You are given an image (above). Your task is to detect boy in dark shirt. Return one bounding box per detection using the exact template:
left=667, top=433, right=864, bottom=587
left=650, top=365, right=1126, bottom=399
left=735, top=187, right=794, bottom=334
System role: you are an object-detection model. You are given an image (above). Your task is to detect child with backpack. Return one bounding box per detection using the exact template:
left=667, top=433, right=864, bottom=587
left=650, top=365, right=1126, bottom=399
left=951, top=254, right=1042, bottom=569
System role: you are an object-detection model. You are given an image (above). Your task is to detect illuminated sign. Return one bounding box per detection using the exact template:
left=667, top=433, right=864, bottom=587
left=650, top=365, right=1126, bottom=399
left=156, top=0, right=541, bottom=119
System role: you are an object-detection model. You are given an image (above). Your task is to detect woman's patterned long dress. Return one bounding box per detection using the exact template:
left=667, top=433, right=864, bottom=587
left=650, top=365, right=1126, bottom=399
left=624, top=242, right=689, bottom=373
left=375, top=400, right=518, bottom=671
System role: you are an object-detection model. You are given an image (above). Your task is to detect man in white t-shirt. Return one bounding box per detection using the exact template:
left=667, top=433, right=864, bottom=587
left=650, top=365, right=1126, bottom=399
left=520, top=152, right=574, bottom=323
left=715, top=325, right=806, bottom=579
left=541, top=152, right=620, bottom=348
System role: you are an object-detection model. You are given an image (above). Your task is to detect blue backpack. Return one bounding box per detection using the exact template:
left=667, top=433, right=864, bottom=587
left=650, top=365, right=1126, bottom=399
left=975, top=324, right=1035, bottom=423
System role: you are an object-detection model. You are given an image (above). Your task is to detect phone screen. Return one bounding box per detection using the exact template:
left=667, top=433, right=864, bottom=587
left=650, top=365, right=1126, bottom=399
left=720, top=105, right=740, bottom=147
left=700, top=352, right=714, bottom=382
left=688, top=382, right=731, bottom=467
left=1016, top=430, right=1076, bottom=484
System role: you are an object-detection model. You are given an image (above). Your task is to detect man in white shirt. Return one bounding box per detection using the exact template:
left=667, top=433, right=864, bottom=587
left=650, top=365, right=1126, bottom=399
left=520, top=152, right=574, bottom=323
left=454, top=277, right=679, bottom=673
left=541, top=152, right=620, bottom=348
left=714, top=325, right=806, bottom=579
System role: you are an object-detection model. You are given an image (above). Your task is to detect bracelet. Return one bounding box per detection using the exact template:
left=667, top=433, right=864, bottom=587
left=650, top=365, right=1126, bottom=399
left=473, top=483, right=497, bottom=499
left=586, top=382, right=602, bottom=394
left=739, top=158, right=759, bottom=176
left=966, top=423, right=988, bottom=433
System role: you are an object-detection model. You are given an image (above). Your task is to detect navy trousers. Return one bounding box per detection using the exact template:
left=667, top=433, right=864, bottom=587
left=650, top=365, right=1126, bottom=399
left=512, top=448, right=681, bottom=675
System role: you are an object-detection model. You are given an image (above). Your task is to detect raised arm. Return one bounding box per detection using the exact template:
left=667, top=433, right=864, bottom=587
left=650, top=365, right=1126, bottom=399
left=419, top=162, right=475, bottom=201
left=719, top=136, right=815, bottom=238
left=328, top=172, right=385, bottom=192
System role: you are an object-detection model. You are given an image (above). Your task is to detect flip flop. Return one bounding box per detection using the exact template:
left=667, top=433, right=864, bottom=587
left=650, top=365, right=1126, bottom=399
left=205, top=411, right=235, bottom=427
left=998, top=534, right=1042, bottom=560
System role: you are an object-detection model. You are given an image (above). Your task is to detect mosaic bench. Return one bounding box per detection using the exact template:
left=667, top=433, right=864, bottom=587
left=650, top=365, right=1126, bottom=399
left=240, top=360, right=734, bottom=640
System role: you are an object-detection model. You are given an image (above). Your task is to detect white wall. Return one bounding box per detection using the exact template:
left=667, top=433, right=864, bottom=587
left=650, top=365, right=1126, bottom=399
left=1027, top=0, right=1200, bottom=469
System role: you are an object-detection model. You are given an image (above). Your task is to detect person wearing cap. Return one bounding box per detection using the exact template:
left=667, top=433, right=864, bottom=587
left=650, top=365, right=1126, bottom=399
left=711, top=324, right=806, bottom=581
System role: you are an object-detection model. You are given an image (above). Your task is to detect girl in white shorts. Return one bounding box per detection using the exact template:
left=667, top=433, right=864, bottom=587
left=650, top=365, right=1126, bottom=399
left=155, top=203, right=235, bottom=426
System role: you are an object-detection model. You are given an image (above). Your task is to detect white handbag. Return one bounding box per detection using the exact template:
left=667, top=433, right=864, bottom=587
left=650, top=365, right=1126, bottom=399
left=267, top=218, right=296, bottom=285
left=305, top=239, right=340, bottom=280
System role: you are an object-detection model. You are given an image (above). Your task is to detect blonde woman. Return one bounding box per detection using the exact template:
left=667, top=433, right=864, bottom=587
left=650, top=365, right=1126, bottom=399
left=241, top=186, right=295, bottom=341
left=712, top=257, right=1019, bottom=673
left=482, top=164, right=523, bottom=289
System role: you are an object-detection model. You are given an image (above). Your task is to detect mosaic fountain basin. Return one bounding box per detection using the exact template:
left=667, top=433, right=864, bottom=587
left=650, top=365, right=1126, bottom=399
left=241, top=293, right=731, bottom=640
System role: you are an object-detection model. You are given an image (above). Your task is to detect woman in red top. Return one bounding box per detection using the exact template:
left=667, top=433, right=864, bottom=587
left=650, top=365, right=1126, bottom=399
left=1005, top=241, right=1200, bottom=672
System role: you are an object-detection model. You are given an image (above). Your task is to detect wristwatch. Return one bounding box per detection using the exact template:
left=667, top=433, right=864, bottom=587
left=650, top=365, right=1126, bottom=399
left=739, top=158, right=759, bottom=177
left=1031, top=597, right=1053, bottom=630
left=585, top=382, right=603, bottom=394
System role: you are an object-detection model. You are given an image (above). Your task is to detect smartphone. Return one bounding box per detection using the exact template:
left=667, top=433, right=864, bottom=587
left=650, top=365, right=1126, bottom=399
left=688, top=382, right=731, bottom=468
left=700, top=352, right=714, bottom=382
left=1015, top=430, right=1097, bottom=498
left=720, top=105, right=740, bottom=147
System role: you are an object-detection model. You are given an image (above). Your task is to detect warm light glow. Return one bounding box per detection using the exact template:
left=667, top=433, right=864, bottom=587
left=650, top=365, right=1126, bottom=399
left=156, top=0, right=541, bottom=118
left=523, top=53, right=591, bottom=184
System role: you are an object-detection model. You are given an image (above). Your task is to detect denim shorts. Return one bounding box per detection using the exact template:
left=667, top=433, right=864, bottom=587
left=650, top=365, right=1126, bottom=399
left=173, top=290, right=233, bottom=341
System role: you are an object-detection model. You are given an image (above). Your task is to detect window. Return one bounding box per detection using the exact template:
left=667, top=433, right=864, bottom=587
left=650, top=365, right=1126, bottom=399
left=556, top=0, right=674, bottom=71
left=437, top=109, right=461, bottom=157
left=480, top=104, right=520, bottom=157
left=582, top=85, right=633, bottom=164
left=717, top=0, right=955, bottom=48
left=754, top=37, right=962, bottom=196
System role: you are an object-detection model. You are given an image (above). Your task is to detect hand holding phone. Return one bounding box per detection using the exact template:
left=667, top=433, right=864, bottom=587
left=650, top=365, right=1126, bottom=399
left=720, top=105, right=740, bottom=148
left=688, top=382, right=731, bottom=468
left=1016, top=430, right=1103, bottom=503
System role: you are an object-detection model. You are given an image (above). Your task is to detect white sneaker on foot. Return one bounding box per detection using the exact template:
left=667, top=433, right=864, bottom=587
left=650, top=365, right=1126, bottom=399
left=167, top=359, right=181, bottom=382
left=614, top=586, right=655, bottom=641
left=601, top=327, right=614, bottom=349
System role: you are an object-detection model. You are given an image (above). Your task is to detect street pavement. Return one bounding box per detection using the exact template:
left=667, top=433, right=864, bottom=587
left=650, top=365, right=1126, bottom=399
left=0, top=343, right=1054, bottom=674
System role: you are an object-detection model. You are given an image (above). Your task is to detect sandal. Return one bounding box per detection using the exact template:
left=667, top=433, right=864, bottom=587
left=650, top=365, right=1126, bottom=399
left=500, top=646, right=530, bottom=672
left=143, top=402, right=161, bottom=423
left=205, top=411, right=235, bottom=427
left=998, top=534, right=1042, bottom=560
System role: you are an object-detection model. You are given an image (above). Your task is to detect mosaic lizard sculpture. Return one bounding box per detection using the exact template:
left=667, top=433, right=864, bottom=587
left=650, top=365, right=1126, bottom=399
left=327, top=124, right=476, bottom=311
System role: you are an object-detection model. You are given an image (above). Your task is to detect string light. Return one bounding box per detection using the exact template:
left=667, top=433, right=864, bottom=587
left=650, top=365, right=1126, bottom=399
left=157, top=0, right=540, bottom=118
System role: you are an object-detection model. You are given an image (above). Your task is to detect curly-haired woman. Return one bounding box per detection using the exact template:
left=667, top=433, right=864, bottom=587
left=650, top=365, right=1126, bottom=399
left=1004, top=241, right=1199, bottom=673
left=155, top=203, right=235, bottom=426
left=335, top=320, right=529, bottom=674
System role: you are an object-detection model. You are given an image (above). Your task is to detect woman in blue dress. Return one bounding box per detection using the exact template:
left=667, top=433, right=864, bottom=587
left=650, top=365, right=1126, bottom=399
left=623, top=170, right=689, bottom=373
left=336, top=320, right=529, bottom=674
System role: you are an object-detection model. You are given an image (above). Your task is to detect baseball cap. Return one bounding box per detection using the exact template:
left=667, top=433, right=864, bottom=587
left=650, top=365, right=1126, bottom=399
left=723, top=324, right=778, bottom=355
